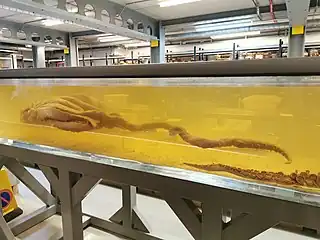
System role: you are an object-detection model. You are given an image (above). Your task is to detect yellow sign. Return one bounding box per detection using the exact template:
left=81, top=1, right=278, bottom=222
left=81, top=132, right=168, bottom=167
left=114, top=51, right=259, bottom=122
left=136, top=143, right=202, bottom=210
left=150, top=40, right=159, bottom=48
left=0, top=170, right=18, bottom=216
left=64, top=48, right=70, bottom=54
left=292, top=25, right=305, bottom=35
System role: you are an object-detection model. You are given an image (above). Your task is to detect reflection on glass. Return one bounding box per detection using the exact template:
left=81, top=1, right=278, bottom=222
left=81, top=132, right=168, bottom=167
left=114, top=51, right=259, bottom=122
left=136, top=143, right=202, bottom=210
left=0, top=78, right=320, bottom=192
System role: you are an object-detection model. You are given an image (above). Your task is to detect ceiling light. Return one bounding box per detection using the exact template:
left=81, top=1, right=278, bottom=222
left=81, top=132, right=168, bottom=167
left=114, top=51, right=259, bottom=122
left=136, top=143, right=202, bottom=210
left=124, top=42, right=150, bottom=48
left=25, top=45, right=32, bottom=48
left=41, top=19, right=63, bottom=26
left=159, top=0, right=201, bottom=7
left=98, top=36, right=130, bottom=43
left=0, top=49, right=15, bottom=53
left=194, top=19, right=253, bottom=32
left=210, top=31, right=261, bottom=40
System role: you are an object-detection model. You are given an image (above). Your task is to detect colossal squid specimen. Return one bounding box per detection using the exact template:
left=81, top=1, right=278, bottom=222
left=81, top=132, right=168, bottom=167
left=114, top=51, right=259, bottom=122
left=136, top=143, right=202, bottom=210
left=21, top=94, right=291, bottom=164
left=184, top=163, right=320, bottom=189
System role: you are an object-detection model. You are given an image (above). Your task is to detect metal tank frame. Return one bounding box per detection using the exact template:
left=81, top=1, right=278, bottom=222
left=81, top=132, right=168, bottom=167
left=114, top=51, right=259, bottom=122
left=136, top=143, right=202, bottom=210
left=1, top=57, right=320, bottom=240
left=1, top=56, right=320, bottom=79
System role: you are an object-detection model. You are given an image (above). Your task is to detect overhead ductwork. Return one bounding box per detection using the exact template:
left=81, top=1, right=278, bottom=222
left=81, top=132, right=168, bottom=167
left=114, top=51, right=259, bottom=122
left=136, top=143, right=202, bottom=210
left=166, top=18, right=320, bottom=42
left=166, top=23, right=289, bottom=41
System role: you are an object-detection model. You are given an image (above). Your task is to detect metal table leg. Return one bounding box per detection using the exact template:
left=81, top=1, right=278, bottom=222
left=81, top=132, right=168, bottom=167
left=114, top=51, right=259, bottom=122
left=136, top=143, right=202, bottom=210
left=110, top=185, right=149, bottom=232
left=201, top=202, right=223, bottom=240
left=59, top=171, right=84, bottom=240
left=0, top=200, right=15, bottom=240
left=0, top=157, right=58, bottom=237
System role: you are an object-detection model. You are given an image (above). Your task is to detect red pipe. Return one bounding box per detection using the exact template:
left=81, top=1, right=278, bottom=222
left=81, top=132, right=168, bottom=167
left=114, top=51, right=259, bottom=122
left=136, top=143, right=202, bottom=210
left=269, top=0, right=277, bottom=23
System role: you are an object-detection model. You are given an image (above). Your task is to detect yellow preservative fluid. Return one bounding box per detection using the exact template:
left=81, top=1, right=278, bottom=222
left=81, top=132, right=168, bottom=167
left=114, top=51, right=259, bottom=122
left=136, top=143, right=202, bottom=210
left=0, top=83, right=319, bottom=192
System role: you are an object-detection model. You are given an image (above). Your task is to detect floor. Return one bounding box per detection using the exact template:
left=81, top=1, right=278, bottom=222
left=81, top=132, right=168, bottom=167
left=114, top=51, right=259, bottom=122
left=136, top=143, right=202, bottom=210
left=6, top=168, right=318, bottom=240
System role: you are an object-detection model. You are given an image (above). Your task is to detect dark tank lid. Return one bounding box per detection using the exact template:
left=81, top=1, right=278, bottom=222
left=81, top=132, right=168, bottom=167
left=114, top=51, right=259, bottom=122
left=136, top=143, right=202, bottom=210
left=1, top=57, right=320, bottom=79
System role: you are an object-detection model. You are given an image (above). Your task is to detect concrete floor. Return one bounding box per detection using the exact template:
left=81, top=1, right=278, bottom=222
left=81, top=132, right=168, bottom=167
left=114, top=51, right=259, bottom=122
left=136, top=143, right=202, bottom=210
left=7, top=168, right=319, bottom=240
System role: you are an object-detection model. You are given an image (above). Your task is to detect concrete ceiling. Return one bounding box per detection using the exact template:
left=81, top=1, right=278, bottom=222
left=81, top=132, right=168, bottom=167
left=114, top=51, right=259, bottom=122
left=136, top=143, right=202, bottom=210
left=109, top=0, right=286, bottom=20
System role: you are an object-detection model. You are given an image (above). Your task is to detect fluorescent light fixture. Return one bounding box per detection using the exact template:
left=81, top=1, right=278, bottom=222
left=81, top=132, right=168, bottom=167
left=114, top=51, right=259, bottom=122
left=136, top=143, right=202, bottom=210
left=25, top=45, right=32, bottom=48
left=210, top=31, right=261, bottom=40
left=195, top=20, right=253, bottom=32
left=124, top=42, right=150, bottom=48
left=0, top=49, right=15, bottom=53
left=41, top=19, right=63, bottom=26
left=98, top=36, right=130, bottom=43
left=159, top=0, right=201, bottom=7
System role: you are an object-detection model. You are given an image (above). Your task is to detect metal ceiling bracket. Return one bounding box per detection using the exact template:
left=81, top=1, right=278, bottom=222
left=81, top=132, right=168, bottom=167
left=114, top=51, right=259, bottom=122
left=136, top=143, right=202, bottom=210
left=252, top=0, right=263, bottom=20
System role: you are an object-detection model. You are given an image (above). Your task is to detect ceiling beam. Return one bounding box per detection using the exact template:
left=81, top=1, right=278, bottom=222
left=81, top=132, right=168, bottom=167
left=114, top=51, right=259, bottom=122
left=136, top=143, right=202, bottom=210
left=0, top=18, right=68, bottom=48
left=166, top=22, right=289, bottom=41
left=1, top=0, right=157, bottom=41
left=71, top=30, right=104, bottom=38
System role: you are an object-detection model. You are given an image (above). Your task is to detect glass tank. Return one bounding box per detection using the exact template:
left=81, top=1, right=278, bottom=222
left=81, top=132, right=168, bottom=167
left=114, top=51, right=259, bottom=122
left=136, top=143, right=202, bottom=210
left=0, top=59, right=319, bottom=193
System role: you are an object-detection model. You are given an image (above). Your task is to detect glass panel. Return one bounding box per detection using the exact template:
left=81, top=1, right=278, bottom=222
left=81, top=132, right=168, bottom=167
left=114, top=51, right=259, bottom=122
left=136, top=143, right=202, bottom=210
left=1, top=76, right=320, bottom=194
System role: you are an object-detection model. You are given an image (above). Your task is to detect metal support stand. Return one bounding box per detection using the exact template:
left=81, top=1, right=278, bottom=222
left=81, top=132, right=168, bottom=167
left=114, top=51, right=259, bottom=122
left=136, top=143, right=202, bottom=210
left=59, top=171, right=84, bottom=240
left=86, top=184, right=161, bottom=240
left=110, top=185, right=149, bottom=232
left=163, top=193, right=224, bottom=240
left=0, top=198, right=16, bottom=240
left=0, top=212, right=15, bottom=240
left=38, top=166, right=101, bottom=240
left=166, top=197, right=201, bottom=239
left=1, top=142, right=320, bottom=240
left=162, top=193, right=303, bottom=240
left=0, top=157, right=56, bottom=238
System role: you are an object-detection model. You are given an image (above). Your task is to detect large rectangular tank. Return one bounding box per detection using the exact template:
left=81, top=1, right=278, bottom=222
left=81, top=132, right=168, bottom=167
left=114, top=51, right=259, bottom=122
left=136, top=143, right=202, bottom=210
left=0, top=58, right=319, bottom=193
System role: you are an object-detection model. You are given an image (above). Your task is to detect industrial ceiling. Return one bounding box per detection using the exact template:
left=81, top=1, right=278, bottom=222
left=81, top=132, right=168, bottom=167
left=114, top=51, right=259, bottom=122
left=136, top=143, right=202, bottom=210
left=109, top=0, right=286, bottom=20
left=0, top=0, right=317, bottom=49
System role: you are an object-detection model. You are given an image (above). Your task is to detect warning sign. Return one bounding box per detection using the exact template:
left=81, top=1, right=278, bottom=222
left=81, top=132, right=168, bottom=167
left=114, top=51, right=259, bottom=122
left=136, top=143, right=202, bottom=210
left=0, top=170, right=18, bottom=215
left=0, top=190, right=12, bottom=210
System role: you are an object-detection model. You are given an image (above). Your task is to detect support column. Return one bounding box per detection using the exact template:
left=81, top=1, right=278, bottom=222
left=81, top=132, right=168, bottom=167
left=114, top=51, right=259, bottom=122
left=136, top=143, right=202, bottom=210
left=193, top=46, right=197, bottom=61
left=65, top=34, right=79, bottom=67
left=32, top=46, right=46, bottom=68
left=232, top=43, right=236, bottom=60
left=288, top=27, right=305, bottom=58
left=11, top=54, right=17, bottom=69
left=150, top=21, right=165, bottom=64
left=285, top=0, right=310, bottom=58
